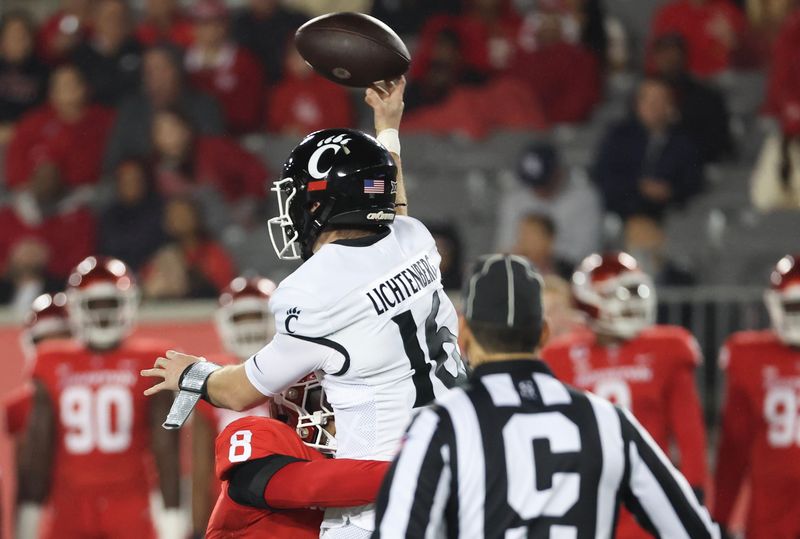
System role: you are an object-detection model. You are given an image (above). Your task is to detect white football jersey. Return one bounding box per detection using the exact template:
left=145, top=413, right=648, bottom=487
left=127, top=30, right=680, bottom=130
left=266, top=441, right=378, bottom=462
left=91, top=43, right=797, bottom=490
left=243, top=215, right=467, bottom=531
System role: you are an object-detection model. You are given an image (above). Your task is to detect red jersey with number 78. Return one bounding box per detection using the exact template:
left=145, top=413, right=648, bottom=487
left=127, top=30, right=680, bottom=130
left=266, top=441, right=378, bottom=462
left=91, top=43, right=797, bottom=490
left=714, top=330, right=800, bottom=539
left=208, top=416, right=390, bottom=538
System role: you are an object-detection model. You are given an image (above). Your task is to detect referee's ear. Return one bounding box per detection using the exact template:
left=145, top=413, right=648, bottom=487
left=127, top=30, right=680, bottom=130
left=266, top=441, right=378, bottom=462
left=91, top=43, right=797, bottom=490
left=458, top=315, right=474, bottom=365
left=536, top=319, right=551, bottom=354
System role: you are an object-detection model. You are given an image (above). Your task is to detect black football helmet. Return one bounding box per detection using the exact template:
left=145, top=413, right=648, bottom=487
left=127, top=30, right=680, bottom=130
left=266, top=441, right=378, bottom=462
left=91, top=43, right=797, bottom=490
left=268, top=128, right=398, bottom=260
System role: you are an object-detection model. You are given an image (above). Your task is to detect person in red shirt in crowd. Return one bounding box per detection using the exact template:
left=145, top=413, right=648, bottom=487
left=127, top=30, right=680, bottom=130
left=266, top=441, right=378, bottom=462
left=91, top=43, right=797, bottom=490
left=650, top=0, right=747, bottom=77
left=135, top=0, right=193, bottom=49
left=6, top=64, right=114, bottom=191
left=150, top=108, right=269, bottom=205
left=764, top=7, right=800, bottom=138
left=512, top=3, right=600, bottom=124
left=714, top=254, right=800, bottom=539
left=20, top=256, right=182, bottom=539
left=142, top=197, right=236, bottom=300
left=267, top=45, right=353, bottom=136
left=185, top=0, right=266, bottom=135
left=414, top=0, right=523, bottom=79
left=192, top=276, right=276, bottom=536
left=37, top=0, right=93, bottom=65
left=542, top=252, right=708, bottom=539
left=206, top=379, right=389, bottom=538
left=8, top=292, right=72, bottom=539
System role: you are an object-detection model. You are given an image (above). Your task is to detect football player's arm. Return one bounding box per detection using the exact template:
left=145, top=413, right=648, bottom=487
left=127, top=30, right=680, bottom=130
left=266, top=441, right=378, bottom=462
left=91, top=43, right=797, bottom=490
left=617, top=407, right=720, bottom=539
left=229, top=458, right=390, bottom=510
left=712, top=360, right=753, bottom=527
left=373, top=407, right=453, bottom=539
left=16, top=381, right=52, bottom=539
left=665, top=358, right=709, bottom=495
left=192, top=412, right=216, bottom=536
left=142, top=335, right=335, bottom=411
left=366, top=77, right=407, bottom=216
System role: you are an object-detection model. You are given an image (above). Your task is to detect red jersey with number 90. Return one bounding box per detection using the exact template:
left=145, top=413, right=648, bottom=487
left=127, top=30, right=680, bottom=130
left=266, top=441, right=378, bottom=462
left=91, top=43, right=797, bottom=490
left=714, top=330, right=800, bottom=539
left=32, top=338, right=166, bottom=491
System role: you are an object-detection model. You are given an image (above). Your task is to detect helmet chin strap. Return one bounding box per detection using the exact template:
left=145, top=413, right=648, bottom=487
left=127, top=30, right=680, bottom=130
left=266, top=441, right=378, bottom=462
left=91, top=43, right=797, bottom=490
left=301, top=198, right=337, bottom=260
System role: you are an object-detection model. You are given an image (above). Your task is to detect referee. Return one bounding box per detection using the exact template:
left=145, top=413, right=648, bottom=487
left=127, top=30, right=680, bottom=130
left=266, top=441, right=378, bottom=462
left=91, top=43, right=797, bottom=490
left=372, top=254, right=720, bottom=539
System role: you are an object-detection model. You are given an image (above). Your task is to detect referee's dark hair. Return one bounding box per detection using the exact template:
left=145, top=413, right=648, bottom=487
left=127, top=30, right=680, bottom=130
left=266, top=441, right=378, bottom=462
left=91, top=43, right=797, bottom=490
left=459, top=254, right=549, bottom=360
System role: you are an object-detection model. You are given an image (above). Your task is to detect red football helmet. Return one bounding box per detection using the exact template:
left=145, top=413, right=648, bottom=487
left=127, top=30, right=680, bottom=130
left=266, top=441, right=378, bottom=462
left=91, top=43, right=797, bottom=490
left=215, top=276, right=277, bottom=360
left=66, top=256, right=138, bottom=349
left=572, top=252, right=656, bottom=339
left=765, top=254, right=800, bottom=346
left=271, top=373, right=336, bottom=455
left=21, top=292, right=71, bottom=360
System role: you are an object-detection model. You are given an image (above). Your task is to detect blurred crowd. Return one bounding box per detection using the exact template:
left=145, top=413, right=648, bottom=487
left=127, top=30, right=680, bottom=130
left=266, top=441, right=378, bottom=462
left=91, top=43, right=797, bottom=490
left=1, top=0, right=799, bottom=314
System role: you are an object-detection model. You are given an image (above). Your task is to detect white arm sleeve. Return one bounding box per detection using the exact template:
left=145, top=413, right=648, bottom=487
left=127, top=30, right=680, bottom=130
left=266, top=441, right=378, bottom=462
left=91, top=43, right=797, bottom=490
left=243, top=333, right=344, bottom=397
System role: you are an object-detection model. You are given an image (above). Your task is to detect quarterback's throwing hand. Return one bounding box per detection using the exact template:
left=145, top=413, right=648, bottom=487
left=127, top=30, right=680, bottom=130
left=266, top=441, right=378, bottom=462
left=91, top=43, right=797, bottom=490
left=366, top=76, right=405, bottom=133
left=141, top=350, right=205, bottom=396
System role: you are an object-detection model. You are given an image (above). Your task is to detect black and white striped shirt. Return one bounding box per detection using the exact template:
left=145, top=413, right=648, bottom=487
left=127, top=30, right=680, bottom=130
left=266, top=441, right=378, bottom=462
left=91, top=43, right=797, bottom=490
left=373, top=359, right=719, bottom=539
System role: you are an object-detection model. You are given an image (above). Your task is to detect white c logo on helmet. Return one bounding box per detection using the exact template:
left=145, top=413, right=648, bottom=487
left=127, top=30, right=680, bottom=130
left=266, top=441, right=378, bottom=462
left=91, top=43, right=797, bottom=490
left=307, top=134, right=351, bottom=180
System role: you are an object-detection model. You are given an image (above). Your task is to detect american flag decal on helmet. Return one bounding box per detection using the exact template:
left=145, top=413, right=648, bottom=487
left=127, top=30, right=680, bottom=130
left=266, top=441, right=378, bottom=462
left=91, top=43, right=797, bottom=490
left=364, top=179, right=384, bottom=194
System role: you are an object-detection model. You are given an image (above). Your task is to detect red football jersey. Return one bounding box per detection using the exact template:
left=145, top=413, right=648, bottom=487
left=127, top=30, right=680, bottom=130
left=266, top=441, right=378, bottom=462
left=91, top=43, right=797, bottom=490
left=32, top=338, right=167, bottom=492
left=543, top=325, right=708, bottom=539
left=4, top=384, right=33, bottom=436
left=208, top=417, right=390, bottom=538
left=714, top=330, right=800, bottom=539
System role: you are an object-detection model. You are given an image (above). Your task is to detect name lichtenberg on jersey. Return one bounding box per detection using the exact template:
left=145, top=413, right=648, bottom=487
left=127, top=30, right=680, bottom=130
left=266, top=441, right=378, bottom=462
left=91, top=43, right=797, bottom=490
left=366, top=255, right=439, bottom=316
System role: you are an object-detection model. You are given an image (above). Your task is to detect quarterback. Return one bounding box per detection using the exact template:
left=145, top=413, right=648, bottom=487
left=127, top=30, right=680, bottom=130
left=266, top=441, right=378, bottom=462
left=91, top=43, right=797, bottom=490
left=143, top=78, right=467, bottom=538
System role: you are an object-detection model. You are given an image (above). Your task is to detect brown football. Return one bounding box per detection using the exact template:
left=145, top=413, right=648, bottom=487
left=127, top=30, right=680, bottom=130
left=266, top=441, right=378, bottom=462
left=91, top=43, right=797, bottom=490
left=294, top=12, right=410, bottom=88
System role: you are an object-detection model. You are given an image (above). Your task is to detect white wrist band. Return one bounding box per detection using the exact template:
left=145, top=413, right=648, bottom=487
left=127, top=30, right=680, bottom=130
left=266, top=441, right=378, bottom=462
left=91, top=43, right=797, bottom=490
left=377, top=128, right=401, bottom=156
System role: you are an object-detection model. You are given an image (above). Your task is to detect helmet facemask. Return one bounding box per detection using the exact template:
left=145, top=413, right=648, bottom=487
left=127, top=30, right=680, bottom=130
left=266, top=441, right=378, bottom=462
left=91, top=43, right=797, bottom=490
left=766, top=285, right=800, bottom=347
left=272, top=375, right=336, bottom=455
left=577, top=271, right=656, bottom=339
left=67, top=283, right=138, bottom=349
left=268, top=177, right=303, bottom=261
left=215, top=296, right=273, bottom=360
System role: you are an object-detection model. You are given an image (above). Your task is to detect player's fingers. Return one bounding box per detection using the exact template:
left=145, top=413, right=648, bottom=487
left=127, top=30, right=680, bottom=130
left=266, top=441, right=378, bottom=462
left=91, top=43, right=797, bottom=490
left=364, top=87, right=380, bottom=107
left=140, top=368, right=166, bottom=379
left=166, top=349, right=203, bottom=363
left=143, top=382, right=167, bottom=396
left=371, top=81, right=390, bottom=96
left=154, top=357, right=168, bottom=369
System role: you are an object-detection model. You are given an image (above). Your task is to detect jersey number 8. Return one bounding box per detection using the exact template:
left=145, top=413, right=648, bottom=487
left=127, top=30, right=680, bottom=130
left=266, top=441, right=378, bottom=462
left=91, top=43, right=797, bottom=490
left=60, top=385, right=133, bottom=454
left=229, top=430, right=253, bottom=463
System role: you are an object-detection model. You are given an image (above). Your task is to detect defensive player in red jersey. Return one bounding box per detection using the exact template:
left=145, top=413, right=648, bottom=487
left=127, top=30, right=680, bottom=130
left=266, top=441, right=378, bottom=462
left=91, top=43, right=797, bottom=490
left=192, top=276, right=276, bottom=536
left=714, top=254, right=800, bottom=539
left=19, top=256, right=182, bottom=539
left=207, top=373, right=390, bottom=538
left=8, top=292, right=72, bottom=538
left=542, top=252, right=708, bottom=539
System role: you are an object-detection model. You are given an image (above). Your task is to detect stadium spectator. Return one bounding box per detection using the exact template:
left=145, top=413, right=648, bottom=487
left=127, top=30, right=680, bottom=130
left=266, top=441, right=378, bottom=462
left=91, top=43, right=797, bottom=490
left=150, top=108, right=269, bottom=204
left=495, top=142, right=602, bottom=265
left=72, top=0, right=142, bottom=106
left=404, top=27, right=486, bottom=113
left=135, top=0, right=193, bottom=49
left=98, top=159, right=166, bottom=271
left=104, top=45, right=224, bottom=171
left=651, top=33, right=734, bottom=163
left=185, top=0, right=266, bottom=135
left=142, top=197, right=236, bottom=299
left=764, top=6, right=800, bottom=138
left=741, top=0, right=798, bottom=61
left=371, top=0, right=461, bottom=36
left=624, top=213, right=696, bottom=286
left=413, top=0, right=523, bottom=79
left=512, top=213, right=573, bottom=279
left=650, top=0, right=747, bottom=77
left=37, top=0, right=93, bottom=65
left=0, top=11, right=49, bottom=143
left=0, top=239, right=61, bottom=314
left=593, top=77, right=703, bottom=219
left=512, top=6, right=601, bottom=124
left=0, top=162, right=96, bottom=280
left=266, top=45, right=353, bottom=136
left=231, top=0, right=306, bottom=84
left=5, top=64, right=114, bottom=191
left=427, top=223, right=464, bottom=291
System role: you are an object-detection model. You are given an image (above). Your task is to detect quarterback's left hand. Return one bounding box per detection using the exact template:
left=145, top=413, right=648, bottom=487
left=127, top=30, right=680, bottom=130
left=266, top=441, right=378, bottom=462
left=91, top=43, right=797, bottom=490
left=141, top=350, right=204, bottom=396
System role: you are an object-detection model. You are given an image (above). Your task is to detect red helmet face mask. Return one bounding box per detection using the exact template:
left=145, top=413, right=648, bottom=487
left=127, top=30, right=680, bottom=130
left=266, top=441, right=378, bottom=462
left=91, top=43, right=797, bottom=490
left=765, top=254, right=800, bottom=347
left=215, top=276, right=276, bottom=361
left=21, top=292, right=72, bottom=361
left=66, top=256, right=138, bottom=350
left=572, top=252, right=657, bottom=340
left=270, top=373, right=336, bottom=455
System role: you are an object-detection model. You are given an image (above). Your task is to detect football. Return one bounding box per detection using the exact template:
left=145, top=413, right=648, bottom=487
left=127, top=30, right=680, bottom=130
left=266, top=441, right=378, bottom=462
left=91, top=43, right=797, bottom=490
left=294, top=12, right=411, bottom=88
